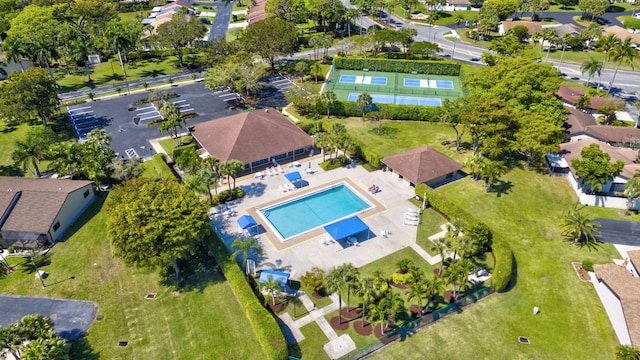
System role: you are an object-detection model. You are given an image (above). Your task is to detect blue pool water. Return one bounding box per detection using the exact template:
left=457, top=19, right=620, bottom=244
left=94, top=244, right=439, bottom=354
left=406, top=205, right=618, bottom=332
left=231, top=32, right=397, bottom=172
left=260, top=183, right=373, bottom=240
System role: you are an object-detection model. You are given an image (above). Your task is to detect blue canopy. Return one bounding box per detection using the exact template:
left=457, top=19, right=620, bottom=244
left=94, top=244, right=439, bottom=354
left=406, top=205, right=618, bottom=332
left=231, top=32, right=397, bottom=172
left=259, top=270, right=295, bottom=294
left=285, top=171, right=302, bottom=182
left=237, top=215, right=257, bottom=230
left=324, top=216, right=369, bottom=241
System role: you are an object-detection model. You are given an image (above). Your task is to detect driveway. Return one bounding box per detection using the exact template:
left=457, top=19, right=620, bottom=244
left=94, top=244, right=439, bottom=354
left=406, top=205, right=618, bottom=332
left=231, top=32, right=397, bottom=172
left=0, top=295, right=98, bottom=341
left=195, top=1, right=235, bottom=40
left=596, top=218, right=640, bottom=246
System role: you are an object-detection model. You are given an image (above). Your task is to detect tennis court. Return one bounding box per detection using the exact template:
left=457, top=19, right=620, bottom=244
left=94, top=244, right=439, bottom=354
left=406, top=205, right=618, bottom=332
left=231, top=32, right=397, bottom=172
left=403, top=78, right=454, bottom=89
left=339, top=75, right=388, bottom=86
left=347, top=93, right=442, bottom=106
left=327, top=68, right=463, bottom=106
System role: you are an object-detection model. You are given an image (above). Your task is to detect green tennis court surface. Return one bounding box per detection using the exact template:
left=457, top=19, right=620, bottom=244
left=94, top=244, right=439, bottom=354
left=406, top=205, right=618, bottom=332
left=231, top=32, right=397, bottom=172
left=327, top=68, right=463, bottom=106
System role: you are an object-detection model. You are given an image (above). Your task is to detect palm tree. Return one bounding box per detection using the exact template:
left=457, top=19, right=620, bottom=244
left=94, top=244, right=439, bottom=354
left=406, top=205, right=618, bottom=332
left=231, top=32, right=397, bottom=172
left=344, top=9, right=358, bottom=38
left=479, top=159, right=506, bottom=193
left=310, top=61, right=322, bottom=83
left=445, top=220, right=465, bottom=260
left=340, top=263, right=360, bottom=312
left=432, top=237, right=449, bottom=276
left=607, top=38, right=637, bottom=95
left=231, top=237, right=263, bottom=269
left=354, top=277, right=377, bottom=326
left=423, top=276, right=445, bottom=311
left=219, top=159, right=245, bottom=191
left=615, top=345, right=640, bottom=360
left=624, top=171, right=640, bottom=213
left=325, top=266, right=347, bottom=324
left=369, top=290, right=404, bottom=332
left=581, top=57, right=602, bottom=87
left=594, top=34, right=620, bottom=90
left=560, top=205, right=602, bottom=246
left=540, top=29, right=558, bottom=59
left=356, top=92, right=373, bottom=122
left=12, top=127, right=55, bottom=178
left=202, top=156, right=221, bottom=194
left=313, top=132, right=329, bottom=162
left=320, top=90, right=337, bottom=118
left=2, top=37, right=28, bottom=72
left=407, top=280, right=428, bottom=312
left=262, top=275, right=282, bottom=306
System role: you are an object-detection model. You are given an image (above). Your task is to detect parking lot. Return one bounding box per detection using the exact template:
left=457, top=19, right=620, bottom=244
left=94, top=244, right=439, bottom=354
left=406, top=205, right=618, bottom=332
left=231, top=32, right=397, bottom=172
left=66, top=77, right=293, bottom=159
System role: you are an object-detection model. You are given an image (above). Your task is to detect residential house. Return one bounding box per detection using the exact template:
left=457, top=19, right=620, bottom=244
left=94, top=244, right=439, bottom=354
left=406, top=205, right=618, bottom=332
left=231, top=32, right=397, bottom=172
left=603, top=25, right=640, bottom=45
left=0, top=177, right=96, bottom=249
left=190, top=108, right=313, bottom=173
left=381, top=145, right=463, bottom=188
left=593, top=249, right=640, bottom=349
left=498, top=21, right=542, bottom=37
left=564, top=106, right=597, bottom=140
left=552, top=23, right=584, bottom=38
left=555, top=85, right=608, bottom=112
left=141, top=1, right=195, bottom=39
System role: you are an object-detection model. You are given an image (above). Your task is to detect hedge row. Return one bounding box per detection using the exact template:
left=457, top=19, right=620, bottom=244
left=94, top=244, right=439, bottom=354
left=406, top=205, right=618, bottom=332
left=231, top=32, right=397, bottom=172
left=350, top=136, right=383, bottom=168
left=316, top=101, right=441, bottom=121
left=414, top=184, right=513, bottom=292
left=333, top=57, right=462, bottom=76
left=128, top=47, right=201, bottom=61
left=172, top=143, right=197, bottom=160
left=207, top=234, right=288, bottom=360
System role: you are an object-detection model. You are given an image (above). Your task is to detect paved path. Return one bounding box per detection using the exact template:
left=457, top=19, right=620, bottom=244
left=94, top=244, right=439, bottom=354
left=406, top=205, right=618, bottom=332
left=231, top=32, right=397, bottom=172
left=277, top=292, right=355, bottom=359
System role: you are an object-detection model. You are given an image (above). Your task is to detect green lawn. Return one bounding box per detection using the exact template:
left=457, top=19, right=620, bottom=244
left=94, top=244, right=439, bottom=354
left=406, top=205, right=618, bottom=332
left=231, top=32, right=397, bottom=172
left=368, top=168, right=621, bottom=359
left=55, top=57, right=183, bottom=93
left=141, top=154, right=176, bottom=181
left=0, top=122, right=32, bottom=176
left=415, top=207, right=448, bottom=256
left=295, top=322, right=330, bottom=359
left=342, top=120, right=470, bottom=163
left=359, top=247, right=435, bottom=279
left=0, top=194, right=266, bottom=359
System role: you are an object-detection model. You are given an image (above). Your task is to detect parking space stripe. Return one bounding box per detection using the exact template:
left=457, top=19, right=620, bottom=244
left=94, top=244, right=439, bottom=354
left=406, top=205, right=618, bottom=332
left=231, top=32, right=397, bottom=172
left=180, top=108, right=195, bottom=112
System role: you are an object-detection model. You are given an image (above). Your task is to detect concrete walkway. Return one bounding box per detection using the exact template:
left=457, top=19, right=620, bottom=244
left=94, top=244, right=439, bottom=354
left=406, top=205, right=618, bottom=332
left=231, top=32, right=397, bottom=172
left=279, top=292, right=356, bottom=359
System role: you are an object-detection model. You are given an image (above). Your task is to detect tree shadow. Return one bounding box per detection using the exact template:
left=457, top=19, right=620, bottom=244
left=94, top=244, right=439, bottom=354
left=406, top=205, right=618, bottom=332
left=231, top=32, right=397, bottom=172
left=493, top=180, right=513, bottom=197
left=159, top=243, right=225, bottom=292
left=498, top=252, right=518, bottom=292
left=140, top=69, right=168, bottom=78
left=0, top=164, right=23, bottom=176
left=605, top=5, right=625, bottom=12
left=69, top=337, right=100, bottom=360
left=368, top=125, right=400, bottom=138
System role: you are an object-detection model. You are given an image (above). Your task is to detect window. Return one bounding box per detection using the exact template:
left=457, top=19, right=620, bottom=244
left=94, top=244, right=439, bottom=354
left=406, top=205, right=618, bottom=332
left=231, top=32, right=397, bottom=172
left=53, top=221, right=60, bottom=232
left=83, top=189, right=90, bottom=198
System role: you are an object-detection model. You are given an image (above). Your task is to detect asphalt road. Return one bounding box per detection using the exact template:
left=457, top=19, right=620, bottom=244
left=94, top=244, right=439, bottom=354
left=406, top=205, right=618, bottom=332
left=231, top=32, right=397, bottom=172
left=194, top=0, right=236, bottom=40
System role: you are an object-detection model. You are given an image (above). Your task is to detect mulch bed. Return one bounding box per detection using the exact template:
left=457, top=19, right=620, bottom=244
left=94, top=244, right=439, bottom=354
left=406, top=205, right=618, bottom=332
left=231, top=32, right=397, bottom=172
left=340, top=307, right=361, bottom=319
left=433, top=268, right=442, bottom=278
left=389, top=281, right=408, bottom=289
left=267, top=299, right=286, bottom=313
left=311, top=292, right=326, bottom=299
left=329, top=316, right=350, bottom=331
left=409, top=304, right=423, bottom=318
left=353, top=320, right=373, bottom=336
left=444, top=290, right=463, bottom=303
left=374, top=323, right=396, bottom=342
left=572, top=262, right=591, bottom=282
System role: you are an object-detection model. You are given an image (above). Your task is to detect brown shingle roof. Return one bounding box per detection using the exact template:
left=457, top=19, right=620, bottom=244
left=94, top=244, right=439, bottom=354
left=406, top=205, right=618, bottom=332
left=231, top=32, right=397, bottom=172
left=554, top=23, right=584, bottom=37
left=0, top=177, right=93, bottom=234
left=566, top=107, right=597, bottom=136
left=501, top=21, right=543, bottom=35
left=558, top=138, right=639, bottom=179
left=556, top=85, right=585, bottom=104
left=629, top=250, right=640, bottom=274
left=247, top=0, right=267, bottom=23
left=191, top=108, right=312, bottom=164
left=603, top=26, right=640, bottom=44
left=381, top=145, right=463, bottom=184
left=594, top=263, right=640, bottom=347
left=584, top=125, right=640, bottom=145
left=447, top=0, right=470, bottom=5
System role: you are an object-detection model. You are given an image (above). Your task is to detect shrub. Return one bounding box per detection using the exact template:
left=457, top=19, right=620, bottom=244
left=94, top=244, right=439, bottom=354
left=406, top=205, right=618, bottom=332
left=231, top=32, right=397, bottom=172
left=179, top=135, right=193, bottom=145
left=319, top=156, right=349, bottom=170
left=415, top=184, right=514, bottom=292
left=300, top=267, right=326, bottom=294
left=582, top=259, right=594, bottom=272
left=333, top=57, right=462, bottom=76
left=391, top=271, right=414, bottom=285
left=207, top=234, right=288, bottom=360
left=211, top=188, right=245, bottom=206
left=350, top=136, right=383, bottom=168
left=329, top=100, right=441, bottom=121
left=172, top=143, right=197, bottom=160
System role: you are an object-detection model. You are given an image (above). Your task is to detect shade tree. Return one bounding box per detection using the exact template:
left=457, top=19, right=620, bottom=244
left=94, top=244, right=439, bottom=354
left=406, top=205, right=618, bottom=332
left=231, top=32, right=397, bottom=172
left=152, top=9, right=206, bottom=68
left=106, top=178, right=210, bottom=281
left=241, top=17, right=298, bottom=69
left=0, top=67, right=59, bottom=126
left=571, top=143, right=625, bottom=194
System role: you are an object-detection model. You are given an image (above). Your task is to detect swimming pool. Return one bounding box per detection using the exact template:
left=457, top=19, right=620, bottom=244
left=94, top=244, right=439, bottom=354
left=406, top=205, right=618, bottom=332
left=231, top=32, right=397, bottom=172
left=258, top=182, right=374, bottom=241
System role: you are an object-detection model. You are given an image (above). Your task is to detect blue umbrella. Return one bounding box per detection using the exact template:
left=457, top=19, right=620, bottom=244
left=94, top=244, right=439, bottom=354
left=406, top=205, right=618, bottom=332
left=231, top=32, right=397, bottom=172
left=225, top=202, right=230, bottom=212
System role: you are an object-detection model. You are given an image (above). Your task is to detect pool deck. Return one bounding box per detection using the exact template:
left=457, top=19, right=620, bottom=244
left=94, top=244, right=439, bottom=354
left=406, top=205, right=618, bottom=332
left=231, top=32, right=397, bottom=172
left=210, top=155, right=423, bottom=280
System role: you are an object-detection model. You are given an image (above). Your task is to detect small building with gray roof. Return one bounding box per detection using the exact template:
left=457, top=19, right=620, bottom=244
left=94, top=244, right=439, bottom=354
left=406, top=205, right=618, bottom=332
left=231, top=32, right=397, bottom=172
left=0, top=177, right=95, bottom=249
